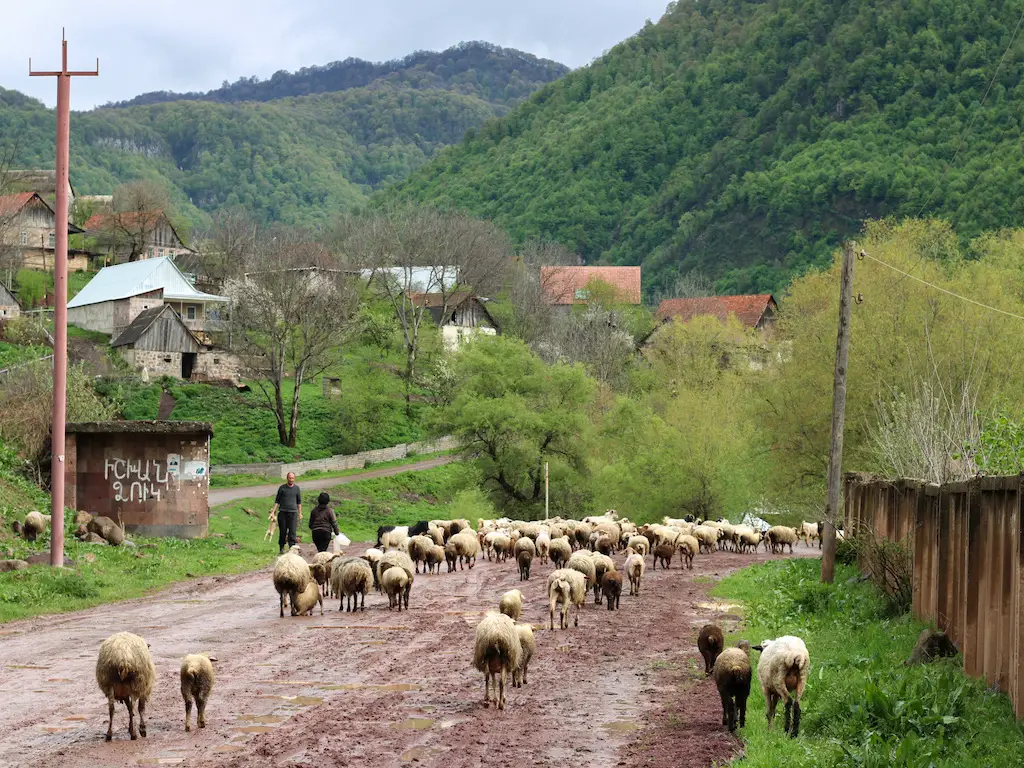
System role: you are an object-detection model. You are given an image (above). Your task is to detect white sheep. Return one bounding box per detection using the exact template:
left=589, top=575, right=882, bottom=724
left=547, top=568, right=587, bottom=630
left=335, top=559, right=373, bottom=612
left=626, top=535, right=650, bottom=558
left=425, top=544, right=445, bottom=574
left=512, top=623, right=535, bottom=688
left=377, top=550, right=415, bottom=608
left=590, top=552, right=615, bottom=604
left=535, top=531, right=550, bottom=563
left=291, top=579, right=324, bottom=616
left=548, top=536, right=573, bottom=568
left=624, top=548, right=645, bottom=595
left=273, top=547, right=310, bottom=618
left=448, top=530, right=481, bottom=570
left=567, top=551, right=596, bottom=591
left=382, top=567, right=410, bottom=611
left=692, top=525, right=720, bottom=554
left=766, top=526, right=798, bottom=555
left=310, top=552, right=336, bottom=597
left=180, top=654, right=214, bottom=732
left=677, top=535, right=699, bottom=570
left=754, top=636, right=810, bottom=737
left=21, top=510, right=47, bottom=542
left=96, top=632, right=155, bottom=741
left=799, top=521, right=821, bottom=548
left=499, top=589, right=524, bottom=621
left=472, top=612, right=522, bottom=710
left=407, top=535, right=434, bottom=573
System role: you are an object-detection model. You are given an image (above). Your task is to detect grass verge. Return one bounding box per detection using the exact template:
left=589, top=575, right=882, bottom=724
left=713, top=559, right=1024, bottom=767
left=0, top=461, right=484, bottom=624
left=208, top=450, right=456, bottom=488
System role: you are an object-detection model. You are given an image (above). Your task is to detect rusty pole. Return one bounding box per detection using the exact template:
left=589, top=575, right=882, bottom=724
left=30, top=34, right=98, bottom=567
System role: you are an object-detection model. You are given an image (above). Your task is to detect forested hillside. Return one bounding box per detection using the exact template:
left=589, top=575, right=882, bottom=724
left=388, top=0, right=1024, bottom=294
left=0, top=43, right=568, bottom=228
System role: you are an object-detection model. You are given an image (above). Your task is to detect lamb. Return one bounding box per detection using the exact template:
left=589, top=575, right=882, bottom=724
left=96, top=632, right=155, bottom=741
left=425, top=544, right=445, bottom=574
left=601, top=570, right=622, bottom=610
left=512, top=623, right=535, bottom=688
left=291, top=579, right=324, bottom=616
left=754, top=636, right=810, bottom=737
left=535, top=531, right=550, bottom=563
left=407, top=535, right=434, bottom=573
left=624, top=548, right=645, bottom=595
left=377, top=550, right=415, bottom=609
left=444, top=541, right=459, bottom=572
left=335, top=559, right=373, bottom=612
left=698, top=623, right=724, bottom=675
left=678, top=535, right=699, bottom=570
left=626, top=535, right=650, bottom=558
left=273, top=547, right=310, bottom=618
left=713, top=640, right=752, bottom=733
left=381, top=567, right=411, bottom=611
left=548, top=536, right=572, bottom=568
left=799, top=521, right=821, bottom=548
left=766, top=526, right=798, bottom=555
left=591, top=552, right=615, bottom=604
left=692, top=525, right=719, bottom=554
left=448, top=530, right=481, bottom=570
left=472, top=612, right=522, bottom=710
left=491, top=534, right=514, bottom=563
left=736, top=527, right=762, bottom=554
left=652, top=542, right=675, bottom=570
left=517, top=549, right=533, bottom=581
left=547, top=568, right=587, bottom=630
left=499, top=589, right=524, bottom=621
left=596, top=534, right=615, bottom=556
left=310, top=552, right=336, bottom=597
left=513, top=536, right=537, bottom=558
left=362, top=548, right=384, bottom=590
left=567, top=552, right=597, bottom=593
left=20, top=510, right=47, bottom=542
left=180, top=654, right=214, bottom=732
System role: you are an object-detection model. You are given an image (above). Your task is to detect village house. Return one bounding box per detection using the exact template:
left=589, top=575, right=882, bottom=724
left=0, top=281, right=20, bottom=320
left=539, top=265, right=642, bottom=310
left=411, top=292, right=499, bottom=350
left=652, top=294, right=778, bottom=331
left=67, top=256, right=229, bottom=343
left=6, top=169, right=75, bottom=215
left=0, top=192, right=87, bottom=272
left=84, top=209, right=194, bottom=264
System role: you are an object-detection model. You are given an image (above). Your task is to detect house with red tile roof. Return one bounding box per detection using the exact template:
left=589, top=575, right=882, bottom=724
left=540, top=266, right=642, bottom=307
left=84, top=209, right=193, bottom=264
left=654, top=294, right=777, bottom=329
left=0, top=191, right=87, bottom=273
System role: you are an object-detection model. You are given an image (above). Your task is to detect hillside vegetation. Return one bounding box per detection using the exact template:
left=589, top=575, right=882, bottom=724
left=389, top=0, right=1024, bottom=294
left=0, top=43, right=567, bottom=229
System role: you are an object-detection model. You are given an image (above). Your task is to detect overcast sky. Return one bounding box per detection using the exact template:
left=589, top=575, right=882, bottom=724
left=5, top=1, right=670, bottom=110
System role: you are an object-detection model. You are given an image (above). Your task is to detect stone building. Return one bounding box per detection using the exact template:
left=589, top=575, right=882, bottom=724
left=64, top=420, right=213, bottom=538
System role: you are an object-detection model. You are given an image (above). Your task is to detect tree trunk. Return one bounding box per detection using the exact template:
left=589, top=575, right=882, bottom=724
left=405, top=345, right=416, bottom=417
left=273, top=379, right=288, bottom=445
left=287, top=370, right=304, bottom=448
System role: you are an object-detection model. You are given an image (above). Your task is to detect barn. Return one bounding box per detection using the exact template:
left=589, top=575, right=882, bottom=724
left=111, top=304, right=203, bottom=379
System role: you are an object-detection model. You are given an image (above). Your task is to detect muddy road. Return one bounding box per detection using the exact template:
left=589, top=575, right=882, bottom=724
left=0, top=542, right=817, bottom=768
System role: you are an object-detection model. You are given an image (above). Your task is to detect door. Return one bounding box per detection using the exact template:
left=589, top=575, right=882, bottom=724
left=181, top=352, right=197, bottom=380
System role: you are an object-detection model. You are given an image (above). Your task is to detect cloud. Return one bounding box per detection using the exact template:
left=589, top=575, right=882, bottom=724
left=5, top=0, right=669, bottom=109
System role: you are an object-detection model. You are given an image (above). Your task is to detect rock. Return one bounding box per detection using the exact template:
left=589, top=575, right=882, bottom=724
left=121, top=539, right=137, bottom=548
left=906, top=628, right=958, bottom=665
left=0, top=559, right=29, bottom=572
left=74, top=510, right=93, bottom=526
left=83, top=533, right=108, bottom=545
left=24, top=553, right=75, bottom=567
left=73, top=524, right=89, bottom=540
left=211, top=533, right=226, bottom=538
left=86, top=516, right=124, bottom=546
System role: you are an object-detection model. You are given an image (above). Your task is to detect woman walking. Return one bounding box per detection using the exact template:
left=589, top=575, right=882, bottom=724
left=308, top=492, right=339, bottom=553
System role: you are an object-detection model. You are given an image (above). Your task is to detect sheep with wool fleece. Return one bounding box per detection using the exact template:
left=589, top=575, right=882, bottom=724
left=754, top=635, right=810, bottom=737
left=547, top=568, right=587, bottom=630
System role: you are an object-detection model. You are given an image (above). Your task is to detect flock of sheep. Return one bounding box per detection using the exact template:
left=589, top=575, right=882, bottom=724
left=90, top=510, right=822, bottom=742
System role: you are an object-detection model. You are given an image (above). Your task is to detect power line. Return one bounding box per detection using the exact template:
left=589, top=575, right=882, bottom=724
left=861, top=251, right=1024, bottom=322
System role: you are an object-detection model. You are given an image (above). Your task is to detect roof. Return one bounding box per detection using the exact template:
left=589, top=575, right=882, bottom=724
left=654, top=294, right=777, bottom=328
left=540, top=266, right=642, bottom=305
left=66, top=420, right=213, bottom=436
left=111, top=304, right=202, bottom=349
left=6, top=170, right=75, bottom=199
left=84, top=210, right=192, bottom=252
left=0, top=192, right=84, bottom=233
left=0, top=281, right=19, bottom=308
left=68, top=256, right=229, bottom=309
left=409, top=292, right=500, bottom=330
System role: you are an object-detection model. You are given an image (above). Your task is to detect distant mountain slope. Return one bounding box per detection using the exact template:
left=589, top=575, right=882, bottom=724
left=387, top=0, right=1024, bottom=294
left=0, top=42, right=569, bottom=229
left=105, top=42, right=569, bottom=110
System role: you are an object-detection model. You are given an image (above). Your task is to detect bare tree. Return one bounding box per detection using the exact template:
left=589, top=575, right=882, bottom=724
left=650, top=269, right=715, bottom=305
left=497, top=240, right=579, bottom=346
left=184, top=207, right=258, bottom=285
left=93, top=181, right=172, bottom=262
left=231, top=231, right=359, bottom=447
left=0, top=143, right=22, bottom=289
left=551, top=304, right=636, bottom=388
left=336, top=205, right=511, bottom=411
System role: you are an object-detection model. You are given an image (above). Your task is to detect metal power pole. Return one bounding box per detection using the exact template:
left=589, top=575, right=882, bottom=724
left=30, top=34, right=98, bottom=568
left=821, top=242, right=855, bottom=584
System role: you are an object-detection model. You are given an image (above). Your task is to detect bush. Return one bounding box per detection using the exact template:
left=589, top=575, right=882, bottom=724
left=850, top=532, right=914, bottom=615
left=2, top=315, right=50, bottom=347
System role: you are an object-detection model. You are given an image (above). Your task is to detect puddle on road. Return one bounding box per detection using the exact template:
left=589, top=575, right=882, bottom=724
left=234, top=725, right=276, bottom=734
left=401, top=746, right=443, bottom=761
left=8, top=665, right=50, bottom=670
left=304, top=625, right=410, bottom=631
left=257, top=695, right=323, bottom=706
left=395, top=718, right=434, bottom=730
left=137, top=757, right=188, bottom=766
left=320, top=683, right=418, bottom=692
left=602, top=720, right=640, bottom=732
left=256, top=680, right=320, bottom=686
left=696, top=601, right=742, bottom=613
left=46, top=678, right=73, bottom=683
left=236, top=714, right=286, bottom=724
left=64, top=715, right=89, bottom=722
left=40, top=726, right=78, bottom=733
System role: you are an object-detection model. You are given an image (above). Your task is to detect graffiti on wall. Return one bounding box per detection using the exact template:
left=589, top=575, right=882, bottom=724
left=104, top=453, right=207, bottom=503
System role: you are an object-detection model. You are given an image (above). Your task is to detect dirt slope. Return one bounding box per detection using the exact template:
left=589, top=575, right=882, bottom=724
left=0, top=541, right=816, bottom=768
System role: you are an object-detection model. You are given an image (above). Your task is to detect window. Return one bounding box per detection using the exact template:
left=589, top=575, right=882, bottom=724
left=19, top=231, right=27, bottom=246
left=48, top=232, right=55, bottom=248
left=147, top=248, right=154, bottom=259
left=186, top=305, right=197, bottom=320
left=163, top=356, right=172, bottom=363
left=213, top=358, right=220, bottom=365
left=158, top=249, right=164, bottom=258
left=574, top=288, right=589, bottom=300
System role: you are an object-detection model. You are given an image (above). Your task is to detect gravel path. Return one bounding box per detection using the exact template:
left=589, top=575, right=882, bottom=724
left=0, top=539, right=817, bottom=768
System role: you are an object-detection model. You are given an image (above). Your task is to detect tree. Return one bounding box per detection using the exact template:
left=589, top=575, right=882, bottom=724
left=95, top=181, right=173, bottom=263
left=336, top=205, right=511, bottom=411
left=441, top=335, right=595, bottom=516
left=230, top=231, right=359, bottom=447
left=0, top=142, right=21, bottom=289
left=185, top=207, right=259, bottom=285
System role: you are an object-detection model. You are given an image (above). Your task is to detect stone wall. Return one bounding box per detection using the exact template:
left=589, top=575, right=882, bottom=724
left=65, top=421, right=213, bottom=538
left=193, top=349, right=242, bottom=383
left=123, top=349, right=183, bottom=379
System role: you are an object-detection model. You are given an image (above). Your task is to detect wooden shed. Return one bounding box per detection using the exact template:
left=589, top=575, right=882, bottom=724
left=0, top=282, right=20, bottom=320
left=111, top=304, right=202, bottom=379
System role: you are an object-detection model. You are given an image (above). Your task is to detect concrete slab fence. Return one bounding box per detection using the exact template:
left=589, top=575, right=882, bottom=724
left=210, top=435, right=458, bottom=479
left=845, top=472, right=1024, bottom=720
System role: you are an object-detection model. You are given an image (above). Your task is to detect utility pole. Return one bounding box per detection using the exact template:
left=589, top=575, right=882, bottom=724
left=544, top=462, right=549, bottom=521
left=821, top=242, right=855, bottom=583
left=30, top=34, right=98, bottom=568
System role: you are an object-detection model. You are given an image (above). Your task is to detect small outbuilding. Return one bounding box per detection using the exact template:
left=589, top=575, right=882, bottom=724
left=0, top=282, right=20, bottom=319
left=64, top=420, right=213, bottom=538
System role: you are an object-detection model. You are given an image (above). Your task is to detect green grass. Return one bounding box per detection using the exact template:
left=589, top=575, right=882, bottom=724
left=0, top=461, right=481, bottom=623
left=713, top=559, right=1024, bottom=767
left=0, top=341, right=50, bottom=368
left=68, top=270, right=97, bottom=300
left=207, top=450, right=456, bottom=488
left=67, top=325, right=109, bottom=344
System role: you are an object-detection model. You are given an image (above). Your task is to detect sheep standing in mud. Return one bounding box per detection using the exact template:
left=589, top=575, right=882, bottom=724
left=96, top=632, right=155, bottom=741
left=472, top=612, right=522, bottom=711
left=180, top=654, right=215, bottom=732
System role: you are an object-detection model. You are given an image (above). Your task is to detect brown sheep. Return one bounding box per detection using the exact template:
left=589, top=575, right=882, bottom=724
left=601, top=570, right=622, bottom=610
left=698, top=623, right=724, bottom=675
left=180, top=654, right=215, bottom=732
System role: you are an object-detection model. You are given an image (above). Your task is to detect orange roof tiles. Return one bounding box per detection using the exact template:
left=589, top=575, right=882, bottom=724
left=540, top=266, right=642, bottom=305
left=655, top=294, right=777, bottom=328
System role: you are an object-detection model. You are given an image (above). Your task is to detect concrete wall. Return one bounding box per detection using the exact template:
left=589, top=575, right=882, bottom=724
left=193, top=350, right=242, bottom=382
left=65, top=422, right=212, bottom=538
left=19, top=250, right=88, bottom=272
left=112, top=291, right=164, bottom=338
left=209, top=435, right=458, bottom=477
left=442, top=325, right=497, bottom=351
left=68, top=301, right=116, bottom=334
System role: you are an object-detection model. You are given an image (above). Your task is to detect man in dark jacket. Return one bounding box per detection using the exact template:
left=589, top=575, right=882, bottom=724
left=308, top=492, right=340, bottom=553
left=269, top=472, right=302, bottom=554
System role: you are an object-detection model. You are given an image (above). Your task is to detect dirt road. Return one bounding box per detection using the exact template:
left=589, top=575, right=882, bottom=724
left=0, top=542, right=816, bottom=768
left=208, top=455, right=458, bottom=506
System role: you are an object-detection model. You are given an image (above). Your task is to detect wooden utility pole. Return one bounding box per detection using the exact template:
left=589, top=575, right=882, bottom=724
left=544, top=462, right=549, bottom=520
left=30, top=34, right=98, bottom=568
left=821, top=242, right=855, bottom=583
